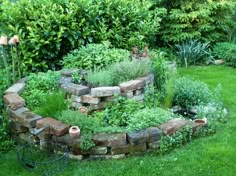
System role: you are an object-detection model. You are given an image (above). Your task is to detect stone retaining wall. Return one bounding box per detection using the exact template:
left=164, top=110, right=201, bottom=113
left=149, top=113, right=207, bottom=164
left=3, top=70, right=199, bottom=160
left=58, top=69, right=155, bottom=111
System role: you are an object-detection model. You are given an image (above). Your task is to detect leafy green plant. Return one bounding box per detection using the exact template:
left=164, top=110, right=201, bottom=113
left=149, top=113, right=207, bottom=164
left=213, top=42, right=236, bottom=67
left=175, top=39, right=213, bottom=67
left=110, top=60, right=152, bottom=85
left=127, top=107, right=172, bottom=131
left=173, top=77, right=217, bottom=109
left=96, top=96, right=144, bottom=127
left=22, top=71, right=60, bottom=110
left=143, top=85, right=161, bottom=108
left=0, top=115, right=14, bottom=153
left=62, top=41, right=130, bottom=70
left=86, top=69, right=114, bottom=87
left=79, top=133, right=95, bottom=151
left=0, top=69, right=8, bottom=112
left=85, top=60, right=151, bottom=87
left=35, top=91, right=68, bottom=117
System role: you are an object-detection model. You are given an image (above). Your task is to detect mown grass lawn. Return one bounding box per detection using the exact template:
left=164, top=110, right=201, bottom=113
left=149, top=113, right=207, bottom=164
left=1, top=65, right=236, bottom=176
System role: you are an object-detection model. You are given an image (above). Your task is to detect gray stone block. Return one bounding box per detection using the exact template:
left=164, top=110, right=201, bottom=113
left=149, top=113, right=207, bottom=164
left=5, top=83, right=26, bottom=95
left=91, top=87, right=121, bottom=97
left=61, top=83, right=90, bottom=96
left=93, top=132, right=127, bottom=147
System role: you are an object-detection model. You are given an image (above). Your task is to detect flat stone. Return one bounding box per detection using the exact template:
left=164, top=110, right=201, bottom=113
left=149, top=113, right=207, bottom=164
left=81, top=94, right=101, bottom=104
left=58, top=76, right=72, bottom=86
left=186, top=120, right=199, bottom=131
left=146, top=127, right=162, bottom=142
left=8, top=108, right=42, bottom=128
left=137, top=73, right=154, bottom=85
left=5, top=83, right=26, bottom=95
left=148, top=140, right=161, bottom=149
left=93, top=133, right=127, bottom=147
left=68, top=154, right=83, bottom=161
left=91, top=87, right=120, bottom=97
left=131, top=94, right=144, bottom=101
left=81, top=146, right=107, bottom=155
left=61, top=83, right=90, bottom=96
left=90, top=102, right=107, bottom=111
left=127, top=129, right=149, bottom=145
left=4, top=93, right=25, bottom=110
left=134, top=89, right=143, bottom=96
left=119, top=80, right=145, bottom=93
left=10, top=121, right=29, bottom=133
left=157, top=118, right=188, bottom=135
left=89, top=154, right=125, bottom=160
left=71, top=95, right=81, bottom=103
left=36, top=118, right=69, bottom=136
left=120, top=91, right=134, bottom=98
left=71, top=102, right=82, bottom=109
left=103, top=96, right=115, bottom=102
left=111, top=143, right=147, bottom=155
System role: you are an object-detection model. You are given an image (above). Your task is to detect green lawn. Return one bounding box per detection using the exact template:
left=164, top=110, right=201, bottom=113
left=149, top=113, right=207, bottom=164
left=1, top=65, right=236, bottom=176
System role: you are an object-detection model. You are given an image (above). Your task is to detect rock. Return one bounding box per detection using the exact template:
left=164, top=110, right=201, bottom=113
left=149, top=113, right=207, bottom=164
left=157, top=118, right=188, bottom=135
left=147, top=140, right=161, bottom=149
left=58, top=76, right=72, bottom=86
left=137, top=73, right=154, bottom=85
left=8, top=108, right=42, bottom=128
left=127, top=127, right=162, bottom=145
left=89, top=154, right=125, bottom=160
left=90, top=102, right=107, bottom=111
left=4, top=93, right=25, bottom=110
left=4, top=83, right=26, bottom=95
left=171, top=105, right=182, bottom=113
left=127, top=129, right=149, bottom=145
left=71, top=102, right=82, bottom=109
left=71, top=95, right=81, bottom=103
left=93, top=133, right=127, bottom=147
left=131, top=94, right=144, bottom=102
left=119, top=80, right=145, bottom=93
left=134, top=89, right=143, bottom=96
left=61, top=83, right=90, bottom=96
left=103, top=96, right=115, bottom=102
left=146, top=127, right=162, bottom=142
left=10, top=121, right=29, bottom=133
left=68, top=154, right=83, bottom=161
left=91, top=87, right=121, bottom=97
left=36, top=118, right=69, bottom=136
left=82, top=146, right=108, bottom=155
left=81, top=94, right=101, bottom=104
left=111, top=143, right=147, bottom=155
left=120, top=91, right=134, bottom=98
left=214, top=59, right=224, bottom=65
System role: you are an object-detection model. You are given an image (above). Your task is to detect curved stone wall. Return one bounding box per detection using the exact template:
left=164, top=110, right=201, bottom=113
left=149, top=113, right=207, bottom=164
left=4, top=70, right=198, bottom=160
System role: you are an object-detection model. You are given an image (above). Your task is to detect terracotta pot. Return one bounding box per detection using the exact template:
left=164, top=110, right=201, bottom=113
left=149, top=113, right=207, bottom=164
left=69, top=126, right=80, bottom=138
left=0, top=35, right=8, bottom=45
left=193, top=117, right=207, bottom=126
left=79, top=106, right=88, bottom=114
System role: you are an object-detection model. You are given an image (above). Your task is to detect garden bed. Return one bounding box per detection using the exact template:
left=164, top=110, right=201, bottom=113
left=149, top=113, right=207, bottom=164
left=3, top=70, right=203, bottom=160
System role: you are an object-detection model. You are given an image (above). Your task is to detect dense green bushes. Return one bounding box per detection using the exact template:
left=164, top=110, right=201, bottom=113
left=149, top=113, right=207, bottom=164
left=213, top=42, right=236, bottom=67
left=62, top=42, right=130, bottom=70
left=0, top=0, right=162, bottom=71
left=153, top=0, right=236, bottom=44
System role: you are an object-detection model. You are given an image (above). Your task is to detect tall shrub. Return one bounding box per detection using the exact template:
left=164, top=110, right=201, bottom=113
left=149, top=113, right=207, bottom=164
left=0, top=0, right=163, bottom=72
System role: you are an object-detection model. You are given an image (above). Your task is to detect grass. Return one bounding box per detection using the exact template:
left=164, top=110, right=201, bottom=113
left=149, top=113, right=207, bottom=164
left=1, top=65, right=236, bottom=176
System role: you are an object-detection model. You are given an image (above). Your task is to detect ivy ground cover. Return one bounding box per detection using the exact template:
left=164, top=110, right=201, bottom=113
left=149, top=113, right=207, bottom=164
left=0, top=65, right=236, bottom=176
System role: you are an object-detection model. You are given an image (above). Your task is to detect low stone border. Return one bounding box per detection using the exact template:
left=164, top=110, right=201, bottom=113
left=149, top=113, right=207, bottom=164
left=4, top=71, right=199, bottom=160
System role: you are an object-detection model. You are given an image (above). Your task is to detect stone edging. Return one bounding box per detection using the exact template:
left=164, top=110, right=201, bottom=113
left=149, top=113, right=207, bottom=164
left=3, top=71, right=199, bottom=160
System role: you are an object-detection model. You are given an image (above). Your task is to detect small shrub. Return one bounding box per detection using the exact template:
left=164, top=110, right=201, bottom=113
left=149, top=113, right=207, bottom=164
left=97, top=96, right=144, bottom=127
left=22, top=71, right=60, bottom=110
left=173, top=77, right=216, bottom=109
left=110, top=59, right=152, bottom=85
left=57, top=110, right=99, bottom=133
left=85, top=60, right=151, bottom=87
left=213, top=42, right=236, bottom=67
left=62, top=41, right=130, bottom=70
left=0, top=69, right=8, bottom=112
left=35, top=91, right=68, bottom=117
left=127, top=107, right=172, bottom=131
left=175, top=39, right=213, bottom=67
left=143, top=85, right=161, bottom=108
left=86, top=69, right=114, bottom=87
left=0, top=115, right=14, bottom=153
